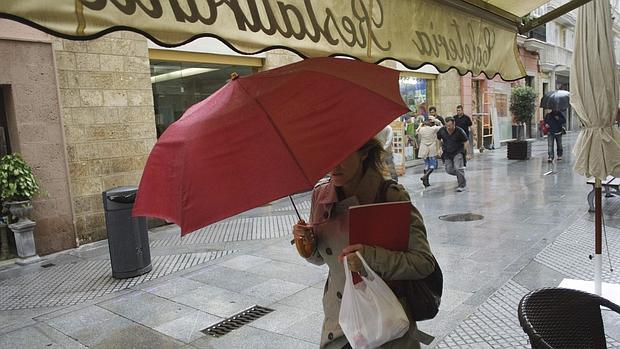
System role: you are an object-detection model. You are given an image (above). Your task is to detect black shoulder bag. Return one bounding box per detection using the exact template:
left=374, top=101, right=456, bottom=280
left=376, top=179, right=443, bottom=321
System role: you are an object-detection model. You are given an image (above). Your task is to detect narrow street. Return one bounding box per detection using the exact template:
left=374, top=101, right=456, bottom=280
left=1, top=132, right=619, bottom=348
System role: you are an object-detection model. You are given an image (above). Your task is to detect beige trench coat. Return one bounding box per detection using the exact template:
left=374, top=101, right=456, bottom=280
left=305, top=169, right=435, bottom=349
left=416, top=125, right=442, bottom=159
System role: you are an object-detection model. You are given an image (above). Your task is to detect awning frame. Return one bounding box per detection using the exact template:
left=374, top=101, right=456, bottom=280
left=518, top=0, right=594, bottom=34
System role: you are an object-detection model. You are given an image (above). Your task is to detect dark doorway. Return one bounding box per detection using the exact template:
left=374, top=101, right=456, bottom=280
left=0, top=88, right=11, bottom=156
left=0, top=86, right=15, bottom=261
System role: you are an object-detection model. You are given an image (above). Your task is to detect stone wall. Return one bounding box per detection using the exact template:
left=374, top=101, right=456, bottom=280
left=436, top=69, right=462, bottom=117
left=54, top=33, right=156, bottom=244
left=0, top=37, right=75, bottom=255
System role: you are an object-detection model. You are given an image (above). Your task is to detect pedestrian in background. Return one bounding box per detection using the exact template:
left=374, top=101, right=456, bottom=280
left=429, top=106, right=445, bottom=125
left=544, top=110, right=566, bottom=162
left=417, top=120, right=442, bottom=187
left=453, top=105, right=473, bottom=159
left=437, top=117, right=469, bottom=192
left=404, top=115, right=416, bottom=147
left=292, top=138, right=436, bottom=349
left=376, top=125, right=398, bottom=182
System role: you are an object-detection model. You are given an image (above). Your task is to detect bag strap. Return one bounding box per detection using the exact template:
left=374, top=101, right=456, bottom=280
left=375, top=179, right=398, bottom=203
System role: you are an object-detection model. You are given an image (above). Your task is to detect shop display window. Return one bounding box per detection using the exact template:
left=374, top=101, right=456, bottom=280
left=399, top=75, right=432, bottom=113
left=150, top=60, right=253, bottom=137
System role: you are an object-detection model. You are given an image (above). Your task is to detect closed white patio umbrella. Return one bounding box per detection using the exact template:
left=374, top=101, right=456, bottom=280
left=569, top=0, right=620, bottom=295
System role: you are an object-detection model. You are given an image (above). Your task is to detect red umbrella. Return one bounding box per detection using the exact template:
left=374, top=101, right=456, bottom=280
left=133, top=57, right=408, bottom=235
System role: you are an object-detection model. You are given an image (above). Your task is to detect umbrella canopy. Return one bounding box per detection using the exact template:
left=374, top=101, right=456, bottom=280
left=0, top=0, right=544, bottom=80
left=540, top=90, right=570, bottom=110
left=570, top=0, right=620, bottom=180
left=132, top=57, right=409, bottom=235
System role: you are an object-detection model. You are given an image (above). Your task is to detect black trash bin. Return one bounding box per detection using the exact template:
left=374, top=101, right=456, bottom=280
left=102, top=186, right=152, bottom=279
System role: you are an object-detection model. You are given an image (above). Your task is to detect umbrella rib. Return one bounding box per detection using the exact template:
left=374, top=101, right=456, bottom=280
left=234, top=80, right=313, bottom=186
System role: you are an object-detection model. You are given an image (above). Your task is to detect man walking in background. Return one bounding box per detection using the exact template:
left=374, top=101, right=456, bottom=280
left=544, top=110, right=566, bottom=162
left=454, top=105, right=473, bottom=160
left=429, top=106, right=445, bottom=125
left=438, top=117, right=470, bottom=192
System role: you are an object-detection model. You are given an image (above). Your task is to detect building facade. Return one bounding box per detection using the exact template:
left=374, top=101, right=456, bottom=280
left=523, top=0, right=620, bottom=131
left=0, top=20, right=158, bottom=257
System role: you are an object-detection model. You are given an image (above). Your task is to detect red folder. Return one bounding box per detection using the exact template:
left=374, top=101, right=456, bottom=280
left=348, top=201, right=411, bottom=251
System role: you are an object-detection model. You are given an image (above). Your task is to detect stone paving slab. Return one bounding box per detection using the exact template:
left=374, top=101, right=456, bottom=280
left=44, top=305, right=185, bottom=348
left=170, top=283, right=270, bottom=318
left=0, top=323, right=87, bottom=348
left=183, top=265, right=272, bottom=293
left=98, top=290, right=221, bottom=344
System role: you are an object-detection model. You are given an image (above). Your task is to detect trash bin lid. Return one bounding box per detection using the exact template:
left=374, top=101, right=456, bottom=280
left=104, top=186, right=138, bottom=198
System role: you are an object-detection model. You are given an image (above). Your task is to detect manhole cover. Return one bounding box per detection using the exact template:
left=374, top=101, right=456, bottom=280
left=439, top=213, right=484, bottom=222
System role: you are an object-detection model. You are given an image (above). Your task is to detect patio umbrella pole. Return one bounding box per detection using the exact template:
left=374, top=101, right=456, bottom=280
left=594, top=178, right=602, bottom=295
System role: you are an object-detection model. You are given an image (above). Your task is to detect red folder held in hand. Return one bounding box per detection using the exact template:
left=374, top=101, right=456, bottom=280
left=348, top=201, right=411, bottom=283
left=348, top=201, right=411, bottom=251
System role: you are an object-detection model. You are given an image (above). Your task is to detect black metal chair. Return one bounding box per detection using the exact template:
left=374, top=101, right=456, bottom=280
left=518, top=287, right=620, bottom=349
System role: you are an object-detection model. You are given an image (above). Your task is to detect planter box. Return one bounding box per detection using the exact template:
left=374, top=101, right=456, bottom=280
left=507, top=140, right=532, bottom=160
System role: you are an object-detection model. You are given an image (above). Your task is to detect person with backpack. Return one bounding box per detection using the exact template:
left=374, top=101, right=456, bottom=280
left=292, top=137, right=438, bottom=349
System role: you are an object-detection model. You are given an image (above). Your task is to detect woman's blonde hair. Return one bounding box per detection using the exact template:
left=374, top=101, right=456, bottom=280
left=358, top=138, right=386, bottom=174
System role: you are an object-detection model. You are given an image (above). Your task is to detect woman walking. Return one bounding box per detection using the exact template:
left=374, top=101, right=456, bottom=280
left=417, top=119, right=442, bottom=187
left=292, top=137, right=435, bottom=349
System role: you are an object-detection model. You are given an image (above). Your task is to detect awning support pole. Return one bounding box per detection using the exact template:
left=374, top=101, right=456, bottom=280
left=518, top=0, right=594, bottom=34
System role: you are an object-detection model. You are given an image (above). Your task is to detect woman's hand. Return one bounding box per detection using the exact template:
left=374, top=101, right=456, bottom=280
left=292, top=219, right=313, bottom=241
left=339, top=244, right=364, bottom=273
left=292, top=219, right=315, bottom=258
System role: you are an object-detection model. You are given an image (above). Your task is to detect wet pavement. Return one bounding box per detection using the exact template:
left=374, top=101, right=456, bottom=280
left=1, top=132, right=619, bottom=348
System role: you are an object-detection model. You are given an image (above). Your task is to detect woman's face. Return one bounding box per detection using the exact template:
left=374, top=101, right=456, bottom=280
left=330, top=151, right=366, bottom=187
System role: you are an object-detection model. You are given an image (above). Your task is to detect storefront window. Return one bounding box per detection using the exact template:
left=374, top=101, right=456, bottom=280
left=495, top=93, right=512, bottom=140
left=150, top=60, right=253, bottom=137
left=398, top=73, right=435, bottom=161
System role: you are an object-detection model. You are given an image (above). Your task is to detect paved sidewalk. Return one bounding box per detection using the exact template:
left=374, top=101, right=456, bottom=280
left=1, top=133, right=619, bottom=348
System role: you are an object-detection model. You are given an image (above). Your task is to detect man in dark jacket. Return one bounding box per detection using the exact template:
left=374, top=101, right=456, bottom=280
left=437, top=117, right=469, bottom=192
left=544, top=110, right=566, bottom=162
left=453, top=105, right=473, bottom=160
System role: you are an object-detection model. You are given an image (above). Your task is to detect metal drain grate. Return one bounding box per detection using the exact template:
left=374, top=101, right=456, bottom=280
left=201, top=305, right=274, bottom=337
left=439, top=213, right=484, bottom=222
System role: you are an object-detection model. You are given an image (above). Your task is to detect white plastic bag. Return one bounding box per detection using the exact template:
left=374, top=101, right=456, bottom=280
left=339, top=252, right=409, bottom=349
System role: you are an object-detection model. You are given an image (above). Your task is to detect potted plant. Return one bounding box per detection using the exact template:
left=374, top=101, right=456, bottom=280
left=0, top=153, right=41, bottom=264
left=508, top=85, right=537, bottom=160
